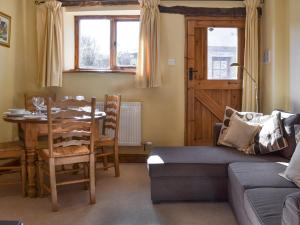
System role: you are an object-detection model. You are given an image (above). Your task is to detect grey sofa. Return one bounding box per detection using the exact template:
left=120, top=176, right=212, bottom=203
left=147, top=114, right=300, bottom=225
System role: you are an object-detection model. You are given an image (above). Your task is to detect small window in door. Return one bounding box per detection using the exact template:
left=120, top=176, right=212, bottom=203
left=207, top=27, right=238, bottom=80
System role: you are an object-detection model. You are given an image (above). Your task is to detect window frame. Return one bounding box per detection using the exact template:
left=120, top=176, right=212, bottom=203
left=207, top=27, right=240, bottom=81
left=74, top=15, right=140, bottom=73
left=211, top=56, right=232, bottom=80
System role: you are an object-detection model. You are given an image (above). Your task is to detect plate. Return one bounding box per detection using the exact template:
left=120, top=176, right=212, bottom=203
left=23, top=114, right=47, bottom=119
left=3, top=111, right=31, bottom=117
left=8, top=108, right=27, bottom=114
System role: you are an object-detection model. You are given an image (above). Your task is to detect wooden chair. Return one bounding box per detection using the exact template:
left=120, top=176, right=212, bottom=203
left=95, top=95, right=121, bottom=177
left=37, top=97, right=96, bottom=211
left=24, top=93, right=56, bottom=112
left=0, top=142, right=26, bottom=196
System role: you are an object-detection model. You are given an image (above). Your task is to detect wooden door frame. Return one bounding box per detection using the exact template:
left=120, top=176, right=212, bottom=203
left=184, top=16, right=246, bottom=146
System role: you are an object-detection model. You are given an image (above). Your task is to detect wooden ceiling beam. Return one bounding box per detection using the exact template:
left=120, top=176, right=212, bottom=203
left=159, top=6, right=262, bottom=17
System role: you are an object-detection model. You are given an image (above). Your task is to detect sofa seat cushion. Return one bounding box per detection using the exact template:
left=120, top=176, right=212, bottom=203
left=229, top=162, right=296, bottom=190
left=244, top=188, right=299, bottom=225
left=148, top=147, right=287, bottom=178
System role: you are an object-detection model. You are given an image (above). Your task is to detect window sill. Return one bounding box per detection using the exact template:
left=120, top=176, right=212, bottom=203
left=63, top=69, right=136, bottom=75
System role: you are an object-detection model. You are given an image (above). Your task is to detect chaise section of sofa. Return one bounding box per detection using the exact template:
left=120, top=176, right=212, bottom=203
left=148, top=147, right=287, bottom=203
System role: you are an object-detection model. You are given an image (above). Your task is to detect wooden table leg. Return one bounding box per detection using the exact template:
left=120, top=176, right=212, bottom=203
left=24, top=123, right=38, bottom=198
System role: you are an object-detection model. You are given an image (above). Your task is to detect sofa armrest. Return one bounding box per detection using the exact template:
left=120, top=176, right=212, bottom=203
left=282, top=192, right=300, bottom=225
left=213, top=123, right=223, bottom=146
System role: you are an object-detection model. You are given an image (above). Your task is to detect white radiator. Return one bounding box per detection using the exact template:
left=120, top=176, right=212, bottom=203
left=96, top=102, right=142, bottom=146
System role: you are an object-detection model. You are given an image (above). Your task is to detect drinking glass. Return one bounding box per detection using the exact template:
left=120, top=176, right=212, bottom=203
left=32, top=97, right=45, bottom=114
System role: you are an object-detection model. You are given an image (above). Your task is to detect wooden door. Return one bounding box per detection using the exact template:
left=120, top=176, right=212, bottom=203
left=186, top=17, right=245, bottom=146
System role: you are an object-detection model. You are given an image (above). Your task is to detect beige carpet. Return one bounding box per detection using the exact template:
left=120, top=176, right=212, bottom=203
left=0, top=164, right=237, bottom=225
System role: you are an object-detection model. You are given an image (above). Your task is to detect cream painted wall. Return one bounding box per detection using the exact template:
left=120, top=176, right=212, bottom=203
left=2, top=0, right=245, bottom=145
left=61, top=13, right=186, bottom=146
left=0, top=0, right=26, bottom=142
left=260, top=0, right=290, bottom=114
left=288, top=0, right=300, bottom=113
left=260, top=0, right=300, bottom=114
left=3, top=0, right=272, bottom=146
left=59, top=1, right=243, bottom=146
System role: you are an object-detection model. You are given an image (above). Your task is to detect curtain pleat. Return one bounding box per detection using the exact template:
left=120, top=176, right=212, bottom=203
left=242, top=0, right=260, bottom=112
left=36, top=0, right=63, bottom=87
left=136, top=0, right=161, bottom=88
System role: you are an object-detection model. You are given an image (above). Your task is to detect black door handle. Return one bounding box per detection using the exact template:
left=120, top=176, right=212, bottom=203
left=188, top=68, right=198, bottom=81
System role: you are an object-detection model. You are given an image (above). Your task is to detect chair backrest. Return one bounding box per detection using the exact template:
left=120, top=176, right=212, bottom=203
left=47, top=97, right=96, bottom=158
left=103, top=95, right=121, bottom=139
left=25, top=93, right=56, bottom=112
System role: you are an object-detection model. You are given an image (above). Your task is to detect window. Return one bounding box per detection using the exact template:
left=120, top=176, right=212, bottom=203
left=211, top=57, right=231, bottom=79
left=207, top=27, right=238, bottom=80
left=75, top=16, right=139, bottom=72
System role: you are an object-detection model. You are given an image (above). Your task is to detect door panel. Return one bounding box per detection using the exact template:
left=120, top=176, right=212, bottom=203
left=186, top=17, right=245, bottom=146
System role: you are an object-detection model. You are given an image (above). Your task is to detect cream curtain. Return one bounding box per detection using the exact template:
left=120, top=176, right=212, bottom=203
left=242, top=0, right=260, bottom=112
left=36, top=0, right=63, bottom=87
left=136, top=0, right=161, bottom=88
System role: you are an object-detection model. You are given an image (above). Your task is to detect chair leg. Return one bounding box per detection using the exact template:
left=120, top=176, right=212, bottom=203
left=49, top=158, right=58, bottom=212
left=37, top=154, right=44, bottom=197
left=83, top=163, right=89, bottom=190
left=21, top=151, right=27, bottom=197
left=89, top=154, right=96, bottom=204
left=102, top=147, right=108, bottom=171
left=113, top=143, right=120, bottom=177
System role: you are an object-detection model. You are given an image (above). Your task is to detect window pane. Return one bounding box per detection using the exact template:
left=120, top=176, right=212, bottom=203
left=207, top=28, right=238, bottom=80
left=79, top=19, right=110, bottom=69
left=116, top=21, right=139, bottom=67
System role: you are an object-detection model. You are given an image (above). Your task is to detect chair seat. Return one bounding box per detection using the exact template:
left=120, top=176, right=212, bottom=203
left=41, top=145, right=90, bottom=158
left=95, top=135, right=115, bottom=146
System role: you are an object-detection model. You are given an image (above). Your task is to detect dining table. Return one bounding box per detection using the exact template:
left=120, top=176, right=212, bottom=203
left=3, top=111, right=106, bottom=198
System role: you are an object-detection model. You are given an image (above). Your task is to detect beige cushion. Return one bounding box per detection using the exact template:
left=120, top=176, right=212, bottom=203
left=218, top=106, right=262, bottom=147
left=223, top=114, right=261, bottom=154
left=282, top=143, right=300, bottom=187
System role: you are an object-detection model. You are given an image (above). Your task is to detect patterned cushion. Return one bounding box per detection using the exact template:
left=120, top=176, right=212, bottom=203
left=270, top=110, right=300, bottom=159
left=217, top=106, right=262, bottom=147
left=295, top=125, right=300, bottom=145
left=249, top=112, right=288, bottom=155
